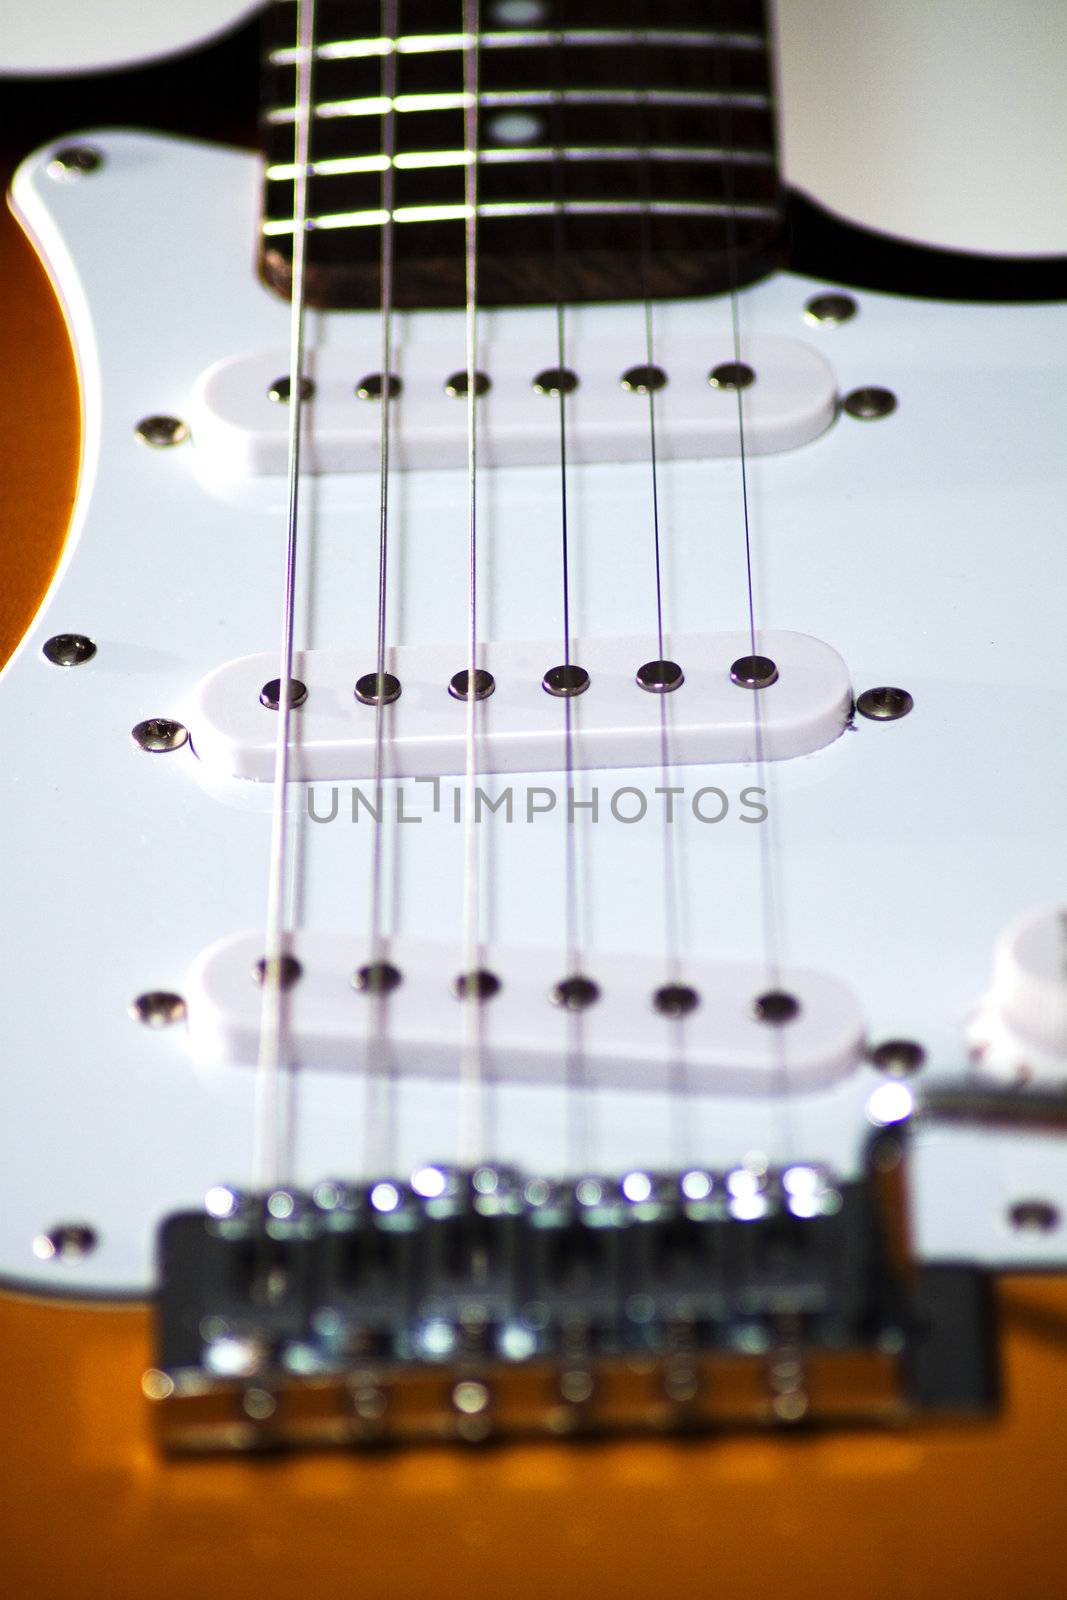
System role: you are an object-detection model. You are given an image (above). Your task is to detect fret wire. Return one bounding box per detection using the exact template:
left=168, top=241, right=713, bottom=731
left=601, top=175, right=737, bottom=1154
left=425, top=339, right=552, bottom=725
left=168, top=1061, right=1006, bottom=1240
left=261, top=197, right=778, bottom=235
left=265, top=144, right=774, bottom=179
left=269, top=29, right=765, bottom=65
left=267, top=87, right=770, bottom=123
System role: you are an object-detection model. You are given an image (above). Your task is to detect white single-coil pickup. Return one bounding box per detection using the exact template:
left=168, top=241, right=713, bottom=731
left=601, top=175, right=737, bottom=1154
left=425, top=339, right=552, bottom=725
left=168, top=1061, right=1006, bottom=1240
left=189, top=335, right=836, bottom=476
left=187, top=933, right=866, bottom=1094
left=189, top=630, right=851, bottom=781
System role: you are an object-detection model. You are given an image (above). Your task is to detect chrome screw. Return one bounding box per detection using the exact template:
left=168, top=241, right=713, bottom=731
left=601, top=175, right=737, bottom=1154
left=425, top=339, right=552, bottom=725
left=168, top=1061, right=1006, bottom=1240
left=42, top=633, right=95, bottom=666
left=856, top=686, right=913, bottom=721
left=131, top=717, right=188, bottom=752
left=49, top=145, right=103, bottom=179
left=805, top=292, right=858, bottom=326
left=135, top=415, right=189, bottom=448
left=843, top=386, right=896, bottom=420
left=130, top=991, right=187, bottom=1027
left=33, top=1224, right=97, bottom=1261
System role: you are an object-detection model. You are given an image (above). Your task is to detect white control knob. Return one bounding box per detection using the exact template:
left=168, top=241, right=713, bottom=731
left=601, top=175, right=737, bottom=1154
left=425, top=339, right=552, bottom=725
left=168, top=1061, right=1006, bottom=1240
left=969, top=907, right=1067, bottom=1081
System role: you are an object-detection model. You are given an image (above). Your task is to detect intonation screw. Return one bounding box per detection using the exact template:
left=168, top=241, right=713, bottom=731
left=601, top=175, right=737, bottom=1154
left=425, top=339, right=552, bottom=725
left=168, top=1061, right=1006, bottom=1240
left=445, top=370, right=491, bottom=397
left=33, top=1224, right=97, bottom=1261
left=49, top=145, right=103, bottom=179
left=654, top=984, right=700, bottom=1018
left=453, top=970, right=502, bottom=1002
left=268, top=375, right=315, bottom=403
left=804, top=292, right=858, bottom=326
left=856, top=686, right=913, bottom=721
left=730, top=655, right=778, bottom=689
left=448, top=668, right=495, bottom=702
left=542, top=663, right=590, bottom=697
left=42, top=633, right=95, bottom=666
left=260, top=677, right=308, bottom=710
left=533, top=367, right=579, bottom=396
left=356, top=373, right=402, bottom=401
left=870, top=1039, right=926, bottom=1076
left=135, top=415, right=189, bottom=448
left=621, top=364, right=668, bottom=394
left=636, top=659, right=684, bottom=694
left=551, top=975, right=601, bottom=1010
left=709, top=362, right=755, bottom=390
left=253, top=954, right=303, bottom=990
left=354, top=672, right=401, bottom=706
left=753, top=990, right=801, bottom=1024
left=131, top=718, right=188, bottom=752
left=129, top=991, right=186, bottom=1027
left=843, top=386, right=897, bottom=420
left=353, top=962, right=402, bottom=995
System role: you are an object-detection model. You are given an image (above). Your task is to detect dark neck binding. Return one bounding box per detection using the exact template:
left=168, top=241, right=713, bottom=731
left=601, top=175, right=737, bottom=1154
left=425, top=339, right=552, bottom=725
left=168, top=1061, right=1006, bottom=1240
left=259, top=0, right=784, bottom=309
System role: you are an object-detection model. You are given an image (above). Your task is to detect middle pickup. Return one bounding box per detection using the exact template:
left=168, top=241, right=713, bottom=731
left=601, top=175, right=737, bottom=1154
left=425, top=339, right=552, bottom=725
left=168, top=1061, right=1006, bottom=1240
left=189, top=630, right=851, bottom=782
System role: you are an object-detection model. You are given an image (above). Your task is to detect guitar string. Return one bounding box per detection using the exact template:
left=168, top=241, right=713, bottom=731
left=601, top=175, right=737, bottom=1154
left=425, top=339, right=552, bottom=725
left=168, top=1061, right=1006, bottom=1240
left=458, top=0, right=487, bottom=1169
left=713, top=1, right=792, bottom=1156
left=549, top=5, right=591, bottom=1178
left=252, top=0, right=317, bottom=1196
left=362, top=0, right=401, bottom=1180
left=631, top=3, right=689, bottom=1167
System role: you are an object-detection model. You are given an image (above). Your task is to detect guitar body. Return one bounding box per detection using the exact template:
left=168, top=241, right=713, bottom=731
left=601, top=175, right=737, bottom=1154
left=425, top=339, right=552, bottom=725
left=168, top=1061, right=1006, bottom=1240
left=2, top=7, right=1067, bottom=1594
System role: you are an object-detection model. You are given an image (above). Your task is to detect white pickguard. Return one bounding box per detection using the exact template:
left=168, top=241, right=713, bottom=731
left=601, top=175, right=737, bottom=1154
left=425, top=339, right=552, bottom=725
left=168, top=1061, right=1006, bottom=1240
left=3, top=131, right=1066, bottom=1293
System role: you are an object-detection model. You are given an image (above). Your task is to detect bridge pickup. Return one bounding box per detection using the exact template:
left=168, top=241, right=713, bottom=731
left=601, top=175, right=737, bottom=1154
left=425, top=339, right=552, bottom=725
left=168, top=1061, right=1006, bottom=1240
left=147, top=1169, right=999, bottom=1454
left=189, top=336, right=834, bottom=477
left=186, top=934, right=865, bottom=1093
left=189, top=630, right=851, bottom=782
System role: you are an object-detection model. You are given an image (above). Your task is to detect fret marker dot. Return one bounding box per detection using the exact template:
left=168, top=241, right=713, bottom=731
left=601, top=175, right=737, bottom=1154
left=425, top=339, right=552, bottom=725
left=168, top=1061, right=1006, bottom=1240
left=636, top=659, right=684, bottom=694
left=542, top=663, right=590, bottom=698
left=354, top=671, right=402, bottom=706
left=356, top=372, right=402, bottom=401
left=449, top=668, right=496, bottom=702
left=730, top=655, right=778, bottom=689
left=487, top=111, right=544, bottom=145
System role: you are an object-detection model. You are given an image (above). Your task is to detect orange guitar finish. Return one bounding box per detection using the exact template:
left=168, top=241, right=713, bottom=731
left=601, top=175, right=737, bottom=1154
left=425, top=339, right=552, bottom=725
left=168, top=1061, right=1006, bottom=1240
left=1, top=1283, right=1066, bottom=1598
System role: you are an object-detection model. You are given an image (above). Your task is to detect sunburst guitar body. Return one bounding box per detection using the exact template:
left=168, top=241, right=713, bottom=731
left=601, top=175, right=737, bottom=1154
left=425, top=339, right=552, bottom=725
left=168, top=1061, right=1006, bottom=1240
left=2, top=3, right=1067, bottom=1596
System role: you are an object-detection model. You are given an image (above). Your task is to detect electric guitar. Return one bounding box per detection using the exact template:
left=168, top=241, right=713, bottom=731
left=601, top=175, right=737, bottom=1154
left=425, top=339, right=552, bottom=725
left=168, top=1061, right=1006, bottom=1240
left=3, top=4, right=1067, bottom=1596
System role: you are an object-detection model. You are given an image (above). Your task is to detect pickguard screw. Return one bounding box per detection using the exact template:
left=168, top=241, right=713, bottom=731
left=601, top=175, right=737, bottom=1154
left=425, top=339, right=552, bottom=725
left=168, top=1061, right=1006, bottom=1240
left=135, top=415, right=189, bottom=448
left=542, top=663, right=590, bottom=697
left=449, top=668, right=495, bottom=702
left=33, top=1223, right=97, bottom=1261
left=356, top=372, right=402, bottom=401
left=805, top=293, right=858, bottom=326
left=253, top=954, right=303, bottom=990
left=870, top=1039, right=926, bottom=1075
left=709, top=362, right=755, bottom=390
left=622, top=364, right=668, bottom=394
left=551, top=975, right=600, bottom=1010
left=49, top=145, right=103, bottom=179
left=260, top=677, right=308, bottom=710
left=353, top=962, right=402, bottom=995
left=268, top=375, right=315, bottom=403
left=445, top=370, right=491, bottom=398
left=533, top=367, right=579, bottom=396
left=354, top=671, right=401, bottom=706
left=843, top=386, right=896, bottom=420
left=130, top=991, right=186, bottom=1027
left=453, top=970, right=502, bottom=1002
left=730, top=654, right=778, bottom=689
left=1008, top=1200, right=1060, bottom=1234
left=636, top=659, right=684, bottom=693
left=654, top=983, right=700, bottom=1018
left=856, top=686, right=913, bottom=721
left=131, top=717, right=188, bottom=752
left=753, top=990, right=801, bottom=1024
left=42, top=633, right=95, bottom=666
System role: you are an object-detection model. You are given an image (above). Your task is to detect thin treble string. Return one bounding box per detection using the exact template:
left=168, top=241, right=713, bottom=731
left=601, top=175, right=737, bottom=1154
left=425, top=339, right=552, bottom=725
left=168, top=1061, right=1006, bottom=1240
left=550, top=7, right=590, bottom=1175
left=458, top=0, right=486, bottom=1169
left=252, top=0, right=317, bottom=1195
left=363, top=0, right=401, bottom=1180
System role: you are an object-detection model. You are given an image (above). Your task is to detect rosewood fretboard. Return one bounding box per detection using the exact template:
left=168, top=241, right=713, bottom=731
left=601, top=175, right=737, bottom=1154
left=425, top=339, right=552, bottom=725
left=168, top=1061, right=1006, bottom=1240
left=259, top=0, right=783, bottom=308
